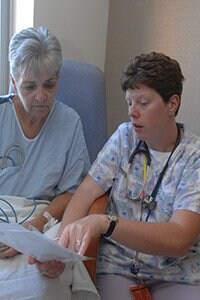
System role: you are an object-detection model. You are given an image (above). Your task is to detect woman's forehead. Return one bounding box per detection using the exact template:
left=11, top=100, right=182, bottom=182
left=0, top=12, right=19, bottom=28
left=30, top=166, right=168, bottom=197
left=21, top=60, right=57, bottom=79
left=22, top=67, right=57, bottom=81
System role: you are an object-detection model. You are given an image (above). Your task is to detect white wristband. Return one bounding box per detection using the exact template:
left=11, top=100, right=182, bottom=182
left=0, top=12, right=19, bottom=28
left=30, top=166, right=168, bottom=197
left=42, top=211, right=58, bottom=232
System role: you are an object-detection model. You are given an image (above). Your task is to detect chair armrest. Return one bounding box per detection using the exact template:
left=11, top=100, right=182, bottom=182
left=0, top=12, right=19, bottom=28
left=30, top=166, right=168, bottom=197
left=83, top=193, right=108, bottom=283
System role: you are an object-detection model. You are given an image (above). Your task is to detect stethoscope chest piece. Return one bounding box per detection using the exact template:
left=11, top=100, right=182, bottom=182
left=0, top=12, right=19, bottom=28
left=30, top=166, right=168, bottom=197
left=142, top=196, right=157, bottom=211
left=131, top=258, right=140, bottom=275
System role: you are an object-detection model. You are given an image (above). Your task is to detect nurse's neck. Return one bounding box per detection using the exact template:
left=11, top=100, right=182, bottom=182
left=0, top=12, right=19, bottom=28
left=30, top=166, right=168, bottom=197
left=147, top=124, right=180, bottom=152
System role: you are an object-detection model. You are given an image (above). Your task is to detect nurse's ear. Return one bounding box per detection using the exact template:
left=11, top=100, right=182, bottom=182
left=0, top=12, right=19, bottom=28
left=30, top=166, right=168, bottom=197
left=168, top=94, right=180, bottom=116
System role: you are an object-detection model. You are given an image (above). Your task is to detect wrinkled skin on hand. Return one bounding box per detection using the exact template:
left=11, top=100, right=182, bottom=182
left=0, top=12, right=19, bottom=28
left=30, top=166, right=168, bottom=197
left=27, top=257, right=66, bottom=278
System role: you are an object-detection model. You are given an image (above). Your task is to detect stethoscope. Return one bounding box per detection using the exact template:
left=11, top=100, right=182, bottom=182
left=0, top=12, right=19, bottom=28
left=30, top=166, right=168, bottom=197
left=125, top=140, right=152, bottom=214
left=125, top=124, right=181, bottom=276
left=122, top=124, right=181, bottom=223
left=108, top=124, right=181, bottom=227
left=107, top=124, right=181, bottom=276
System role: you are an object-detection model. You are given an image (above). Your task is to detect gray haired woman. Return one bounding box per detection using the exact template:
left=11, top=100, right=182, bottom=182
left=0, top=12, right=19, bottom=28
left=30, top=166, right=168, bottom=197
left=0, top=27, right=98, bottom=300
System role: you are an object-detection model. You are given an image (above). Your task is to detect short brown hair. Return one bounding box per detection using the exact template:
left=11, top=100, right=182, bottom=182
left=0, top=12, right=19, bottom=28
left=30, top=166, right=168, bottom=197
left=120, top=52, right=184, bottom=115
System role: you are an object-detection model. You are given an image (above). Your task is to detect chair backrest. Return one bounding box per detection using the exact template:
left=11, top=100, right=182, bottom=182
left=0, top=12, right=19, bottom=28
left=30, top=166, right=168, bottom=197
left=56, top=59, right=107, bottom=163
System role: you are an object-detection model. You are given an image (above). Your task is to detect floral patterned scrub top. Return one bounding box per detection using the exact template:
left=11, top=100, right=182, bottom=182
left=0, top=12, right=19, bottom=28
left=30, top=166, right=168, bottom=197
left=89, top=122, right=200, bottom=284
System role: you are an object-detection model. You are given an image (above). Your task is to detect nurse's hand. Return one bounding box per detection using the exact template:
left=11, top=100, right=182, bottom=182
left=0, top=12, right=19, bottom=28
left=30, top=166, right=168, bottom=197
left=59, top=214, right=109, bottom=256
left=27, top=257, right=66, bottom=278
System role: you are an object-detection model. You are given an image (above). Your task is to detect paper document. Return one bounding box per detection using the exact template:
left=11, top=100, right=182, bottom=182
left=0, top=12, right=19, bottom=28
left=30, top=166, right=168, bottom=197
left=0, top=223, right=89, bottom=262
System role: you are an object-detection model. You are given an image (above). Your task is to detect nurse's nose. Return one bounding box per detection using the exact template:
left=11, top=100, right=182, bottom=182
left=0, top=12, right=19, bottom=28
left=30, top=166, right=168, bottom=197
left=128, top=102, right=139, bottom=118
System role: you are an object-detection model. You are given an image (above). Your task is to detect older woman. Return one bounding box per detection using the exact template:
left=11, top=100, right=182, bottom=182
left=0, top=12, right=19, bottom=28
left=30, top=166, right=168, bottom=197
left=0, top=27, right=99, bottom=300
left=37, top=52, right=200, bottom=300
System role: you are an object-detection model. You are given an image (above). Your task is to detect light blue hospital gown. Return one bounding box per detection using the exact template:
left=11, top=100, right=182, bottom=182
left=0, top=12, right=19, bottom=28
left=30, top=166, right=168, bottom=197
left=0, top=99, right=97, bottom=300
left=89, top=122, right=200, bottom=285
left=0, top=99, right=90, bottom=199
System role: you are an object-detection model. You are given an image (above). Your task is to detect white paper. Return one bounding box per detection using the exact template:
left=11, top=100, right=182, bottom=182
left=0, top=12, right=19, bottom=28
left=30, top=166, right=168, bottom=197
left=0, top=223, right=89, bottom=262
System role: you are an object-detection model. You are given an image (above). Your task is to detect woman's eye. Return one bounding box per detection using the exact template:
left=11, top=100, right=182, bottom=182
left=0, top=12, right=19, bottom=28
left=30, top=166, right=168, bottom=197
left=23, top=85, right=36, bottom=91
left=44, top=82, right=57, bottom=90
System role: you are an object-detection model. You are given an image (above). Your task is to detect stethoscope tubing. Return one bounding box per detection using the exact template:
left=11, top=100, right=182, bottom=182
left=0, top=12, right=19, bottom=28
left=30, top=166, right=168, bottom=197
left=110, top=124, right=181, bottom=222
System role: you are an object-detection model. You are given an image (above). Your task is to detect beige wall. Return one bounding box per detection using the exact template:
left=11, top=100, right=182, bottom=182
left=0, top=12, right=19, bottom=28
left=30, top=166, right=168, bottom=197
left=10, top=0, right=200, bottom=137
left=106, top=0, right=200, bottom=136
left=34, top=0, right=109, bottom=72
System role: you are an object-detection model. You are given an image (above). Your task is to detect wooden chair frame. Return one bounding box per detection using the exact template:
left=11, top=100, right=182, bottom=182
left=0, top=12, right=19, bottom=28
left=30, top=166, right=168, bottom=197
left=83, top=193, right=108, bottom=283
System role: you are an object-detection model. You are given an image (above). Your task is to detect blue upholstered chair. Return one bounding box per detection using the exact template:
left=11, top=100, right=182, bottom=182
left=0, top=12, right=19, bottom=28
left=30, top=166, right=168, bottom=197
left=56, top=59, right=107, bottom=163
left=56, top=59, right=108, bottom=282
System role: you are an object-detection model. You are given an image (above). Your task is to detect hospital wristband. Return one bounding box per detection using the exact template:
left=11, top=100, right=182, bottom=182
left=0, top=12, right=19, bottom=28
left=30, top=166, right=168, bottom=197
left=42, top=211, right=58, bottom=232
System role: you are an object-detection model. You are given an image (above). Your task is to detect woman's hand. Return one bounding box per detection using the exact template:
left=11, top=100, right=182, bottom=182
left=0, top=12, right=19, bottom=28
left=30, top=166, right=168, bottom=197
left=59, top=214, right=109, bottom=256
left=27, top=257, right=66, bottom=278
left=22, top=214, right=48, bottom=232
left=26, top=213, right=108, bottom=278
left=0, top=246, right=19, bottom=258
left=0, top=216, right=48, bottom=259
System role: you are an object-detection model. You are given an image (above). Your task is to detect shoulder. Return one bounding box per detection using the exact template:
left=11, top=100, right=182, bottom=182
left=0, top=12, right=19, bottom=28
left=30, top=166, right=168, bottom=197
left=176, top=126, right=200, bottom=171
left=0, top=101, right=13, bottom=121
left=117, top=121, right=133, bottom=132
left=0, top=100, right=12, bottom=112
left=54, top=100, right=80, bottom=120
left=45, top=101, right=84, bottom=137
left=182, top=127, right=200, bottom=154
left=111, top=122, right=135, bottom=137
left=52, top=101, right=83, bottom=130
left=98, top=122, right=138, bottom=159
left=110, top=122, right=138, bottom=147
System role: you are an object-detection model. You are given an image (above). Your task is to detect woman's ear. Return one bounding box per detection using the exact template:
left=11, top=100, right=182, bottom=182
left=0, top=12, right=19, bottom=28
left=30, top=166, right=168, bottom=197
left=168, top=95, right=180, bottom=115
left=10, top=74, right=17, bottom=93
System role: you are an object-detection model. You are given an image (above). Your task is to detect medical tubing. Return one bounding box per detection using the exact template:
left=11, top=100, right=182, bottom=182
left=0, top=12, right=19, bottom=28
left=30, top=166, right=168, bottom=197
left=0, top=208, right=9, bottom=223
left=0, top=197, right=18, bottom=223
left=18, top=198, right=37, bottom=224
left=0, top=197, right=37, bottom=224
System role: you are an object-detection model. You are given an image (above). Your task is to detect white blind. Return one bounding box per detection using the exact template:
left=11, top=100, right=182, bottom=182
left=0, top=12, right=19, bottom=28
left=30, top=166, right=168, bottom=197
left=0, top=0, right=10, bottom=94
